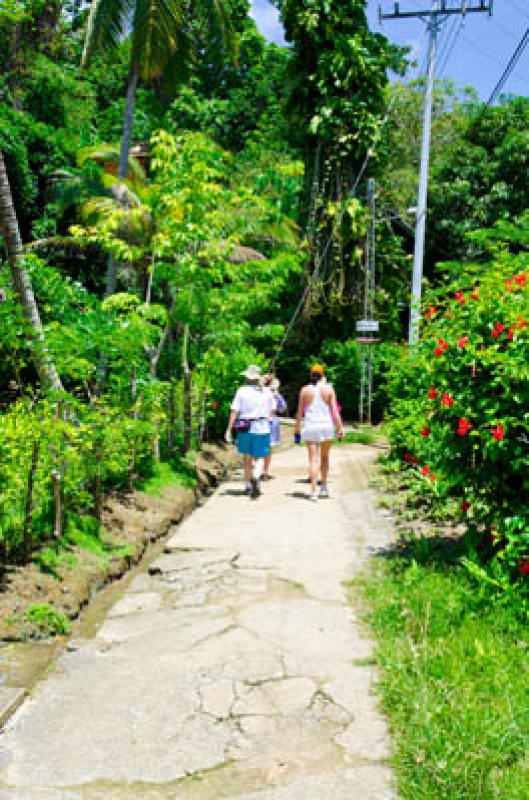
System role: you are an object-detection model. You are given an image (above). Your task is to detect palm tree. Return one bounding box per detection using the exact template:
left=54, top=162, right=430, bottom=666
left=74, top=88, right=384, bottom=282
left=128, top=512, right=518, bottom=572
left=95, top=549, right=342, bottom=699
left=82, top=0, right=234, bottom=186
left=0, top=150, right=63, bottom=393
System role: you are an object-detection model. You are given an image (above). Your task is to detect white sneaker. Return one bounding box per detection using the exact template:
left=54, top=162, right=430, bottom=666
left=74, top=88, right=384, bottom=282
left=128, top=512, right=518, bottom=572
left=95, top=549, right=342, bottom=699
left=319, top=485, right=330, bottom=499
left=309, top=491, right=318, bottom=502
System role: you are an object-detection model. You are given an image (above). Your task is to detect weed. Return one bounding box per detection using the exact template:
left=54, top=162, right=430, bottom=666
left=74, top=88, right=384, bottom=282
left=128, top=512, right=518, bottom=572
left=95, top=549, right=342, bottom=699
left=23, top=603, right=70, bottom=636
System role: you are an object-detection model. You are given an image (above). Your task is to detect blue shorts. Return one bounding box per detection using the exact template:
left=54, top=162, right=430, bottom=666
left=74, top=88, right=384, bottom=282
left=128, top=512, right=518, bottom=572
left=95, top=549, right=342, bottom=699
left=237, top=432, right=271, bottom=458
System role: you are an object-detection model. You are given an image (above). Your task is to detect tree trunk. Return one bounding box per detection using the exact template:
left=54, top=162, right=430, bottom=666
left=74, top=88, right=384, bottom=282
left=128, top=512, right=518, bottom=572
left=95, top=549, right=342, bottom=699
left=118, top=63, right=139, bottom=181
left=0, top=151, right=63, bottom=393
left=23, top=440, right=40, bottom=561
left=182, top=325, right=192, bottom=455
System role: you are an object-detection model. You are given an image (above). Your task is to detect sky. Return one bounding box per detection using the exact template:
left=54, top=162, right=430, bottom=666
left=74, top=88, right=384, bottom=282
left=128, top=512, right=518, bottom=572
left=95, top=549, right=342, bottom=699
left=249, top=0, right=529, bottom=101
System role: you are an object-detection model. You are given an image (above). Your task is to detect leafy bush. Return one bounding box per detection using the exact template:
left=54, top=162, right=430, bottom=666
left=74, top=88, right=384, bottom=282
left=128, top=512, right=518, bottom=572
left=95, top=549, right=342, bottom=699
left=23, top=603, right=70, bottom=636
left=386, top=218, right=529, bottom=593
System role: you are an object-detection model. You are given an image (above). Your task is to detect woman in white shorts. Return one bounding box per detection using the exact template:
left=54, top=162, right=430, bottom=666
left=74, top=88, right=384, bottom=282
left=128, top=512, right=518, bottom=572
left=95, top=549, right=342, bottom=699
left=294, top=364, right=344, bottom=501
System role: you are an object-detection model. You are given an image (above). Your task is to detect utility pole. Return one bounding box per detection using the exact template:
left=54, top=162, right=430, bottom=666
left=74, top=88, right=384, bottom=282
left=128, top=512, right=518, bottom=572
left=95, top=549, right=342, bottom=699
left=358, top=178, right=378, bottom=424
left=379, top=0, right=494, bottom=344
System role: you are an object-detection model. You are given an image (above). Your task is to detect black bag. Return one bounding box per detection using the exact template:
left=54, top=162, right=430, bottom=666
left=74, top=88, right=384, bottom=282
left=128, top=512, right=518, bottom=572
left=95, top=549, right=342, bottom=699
left=233, top=418, right=251, bottom=433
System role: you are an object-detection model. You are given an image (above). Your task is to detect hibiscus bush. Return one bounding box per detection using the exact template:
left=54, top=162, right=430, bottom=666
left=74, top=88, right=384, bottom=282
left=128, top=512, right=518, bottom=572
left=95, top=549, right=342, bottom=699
left=386, top=219, right=529, bottom=595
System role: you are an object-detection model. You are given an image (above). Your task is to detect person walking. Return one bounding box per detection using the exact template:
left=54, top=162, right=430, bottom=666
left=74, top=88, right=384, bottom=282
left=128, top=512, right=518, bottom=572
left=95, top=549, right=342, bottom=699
left=261, top=374, right=287, bottom=480
left=225, top=365, right=276, bottom=498
left=294, top=364, right=344, bottom=501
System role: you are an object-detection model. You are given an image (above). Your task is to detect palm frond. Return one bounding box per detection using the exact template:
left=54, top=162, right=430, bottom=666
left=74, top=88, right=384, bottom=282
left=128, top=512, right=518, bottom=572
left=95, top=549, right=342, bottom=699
left=160, top=26, right=194, bottom=93
left=82, top=0, right=132, bottom=65
left=195, top=0, right=237, bottom=65
left=77, top=143, right=146, bottom=183
left=131, top=0, right=184, bottom=81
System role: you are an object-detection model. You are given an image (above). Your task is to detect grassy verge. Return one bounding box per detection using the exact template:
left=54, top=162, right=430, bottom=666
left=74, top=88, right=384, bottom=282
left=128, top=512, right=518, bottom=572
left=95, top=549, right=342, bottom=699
left=355, top=482, right=529, bottom=799
left=336, top=425, right=386, bottom=446
left=135, top=457, right=197, bottom=496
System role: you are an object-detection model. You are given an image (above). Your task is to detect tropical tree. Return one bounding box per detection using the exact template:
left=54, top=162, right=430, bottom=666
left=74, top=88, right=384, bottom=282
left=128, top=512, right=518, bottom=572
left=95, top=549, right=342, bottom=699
left=0, top=150, right=62, bottom=392
left=82, top=0, right=235, bottom=183
left=81, top=0, right=234, bottom=295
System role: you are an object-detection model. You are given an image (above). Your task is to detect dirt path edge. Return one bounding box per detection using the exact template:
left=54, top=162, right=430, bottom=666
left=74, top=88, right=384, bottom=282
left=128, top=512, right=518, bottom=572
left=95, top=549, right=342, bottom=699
left=0, top=443, right=239, bottom=642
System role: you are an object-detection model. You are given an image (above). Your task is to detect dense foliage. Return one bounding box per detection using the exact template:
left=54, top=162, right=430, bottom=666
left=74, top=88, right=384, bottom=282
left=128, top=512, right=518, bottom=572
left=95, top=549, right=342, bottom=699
left=0, top=0, right=528, bottom=610
left=385, top=218, right=529, bottom=600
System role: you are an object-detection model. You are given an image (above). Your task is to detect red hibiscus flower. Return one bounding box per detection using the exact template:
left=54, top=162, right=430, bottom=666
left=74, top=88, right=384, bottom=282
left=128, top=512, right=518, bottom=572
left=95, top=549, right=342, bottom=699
left=505, top=279, right=514, bottom=292
left=457, top=418, right=472, bottom=436
left=514, top=273, right=528, bottom=287
left=461, top=500, right=470, bottom=512
left=429, top=473, right=436, bottom=482
left=519, top=557, right=529, bottom=576
left=455, top=291, right=466, bottom=304
left=491, top=322, right=505, bottom=339
left=434, top=338, right=449, bottom=355
left=211, top=401, right=218, bottom=410
left=428, top=386, right=438, bottom=400
left=507, top=328, right=514, bottom=341
left=425, top=306, right=437, bottom=320
left=491, top=424, right=505, bottom=442
left=421, top=465, right=430, bottom=476
left=441, top=392, right=454, bottom=407
left=421, top=426, right=431, bottom=437
left=515, top=317, right=527, bottom=330
left=458, top=336, right=469, bottom=349
left=403, top=452, right=418, bottom=465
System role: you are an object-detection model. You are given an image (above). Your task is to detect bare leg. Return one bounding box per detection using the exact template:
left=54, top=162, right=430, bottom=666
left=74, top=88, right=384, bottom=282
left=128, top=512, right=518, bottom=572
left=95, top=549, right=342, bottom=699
left=320, top=440, right=332, bottom=486
left=243, top=455, right=252, bottom=483
left=306, top=442, right=320, bottom=493
left=263, top=453, right=272, bottom=477
left=252, top=458, right=264, bottom=480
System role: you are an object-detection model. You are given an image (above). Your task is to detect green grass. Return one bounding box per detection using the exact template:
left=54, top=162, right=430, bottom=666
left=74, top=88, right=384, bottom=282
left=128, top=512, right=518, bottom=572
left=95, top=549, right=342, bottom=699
left=34, top=513, right=134, bottom=578
left=355, top=548, right=529, bottom=800
left=22, top=603, right=70, bottom=635
left=336, top=426, right=384, bottom=446
left=135, top=458, right=197, bottom=497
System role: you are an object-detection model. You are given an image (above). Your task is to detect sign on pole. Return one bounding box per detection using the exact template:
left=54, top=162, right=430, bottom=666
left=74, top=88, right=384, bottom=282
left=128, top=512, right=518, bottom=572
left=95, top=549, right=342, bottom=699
left=356, top=319, right=379, bottom=333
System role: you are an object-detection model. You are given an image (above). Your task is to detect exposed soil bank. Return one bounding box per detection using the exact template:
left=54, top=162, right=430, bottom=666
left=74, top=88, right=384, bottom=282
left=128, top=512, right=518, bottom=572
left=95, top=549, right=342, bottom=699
left=0, top=443, right=239, bottom=643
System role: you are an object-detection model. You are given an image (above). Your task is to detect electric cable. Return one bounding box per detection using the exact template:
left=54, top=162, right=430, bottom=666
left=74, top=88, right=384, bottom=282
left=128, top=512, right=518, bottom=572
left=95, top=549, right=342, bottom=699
left=436, top=15, right=459, bottom=76
left=267, top=96, right=398, bottom=372
left=486, top=26, right=529, bottom=105
left=438, top=15, right=465, bottom=77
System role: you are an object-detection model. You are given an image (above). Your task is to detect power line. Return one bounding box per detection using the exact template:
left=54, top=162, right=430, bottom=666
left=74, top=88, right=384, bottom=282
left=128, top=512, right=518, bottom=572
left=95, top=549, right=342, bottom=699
left=487, top=27, right=529, bottom=105
left=436, top=15, right=459, bottom=73
left=268, top=97, right=397, bottom=371
left=438, top=15, right=465, bottom=77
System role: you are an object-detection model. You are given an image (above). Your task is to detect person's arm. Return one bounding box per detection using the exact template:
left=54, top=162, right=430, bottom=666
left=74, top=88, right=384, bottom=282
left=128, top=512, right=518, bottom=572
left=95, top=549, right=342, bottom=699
left=295, top=387, right=306, bottom=435
left=225, top=391, right=240, bottom=442
left=329, top=388, right=344, bottom=438
left=276, top=394, right=287, bottom=415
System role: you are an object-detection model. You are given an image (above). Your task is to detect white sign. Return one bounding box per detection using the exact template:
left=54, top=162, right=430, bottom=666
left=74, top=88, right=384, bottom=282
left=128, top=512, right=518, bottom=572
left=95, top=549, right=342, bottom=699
left=356, top=319, right=379, bottom=333
left=0, top=288, right=6, bottom=302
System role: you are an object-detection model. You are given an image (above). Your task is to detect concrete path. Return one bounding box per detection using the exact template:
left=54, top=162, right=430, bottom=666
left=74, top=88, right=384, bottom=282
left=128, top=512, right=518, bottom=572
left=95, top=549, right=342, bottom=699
left=0, top=444, right=395, bottom=800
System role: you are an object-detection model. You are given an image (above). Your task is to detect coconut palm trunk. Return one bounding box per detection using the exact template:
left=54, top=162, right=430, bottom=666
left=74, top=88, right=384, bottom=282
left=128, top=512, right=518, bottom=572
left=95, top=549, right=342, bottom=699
left=0, top=151, right=63, bottom=392
left=103, top=65, right=139, bottom=297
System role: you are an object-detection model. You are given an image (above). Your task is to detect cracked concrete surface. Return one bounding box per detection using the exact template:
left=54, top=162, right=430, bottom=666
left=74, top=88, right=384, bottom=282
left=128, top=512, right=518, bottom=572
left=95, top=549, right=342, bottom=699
left=0, top=444, right=396, bottom=799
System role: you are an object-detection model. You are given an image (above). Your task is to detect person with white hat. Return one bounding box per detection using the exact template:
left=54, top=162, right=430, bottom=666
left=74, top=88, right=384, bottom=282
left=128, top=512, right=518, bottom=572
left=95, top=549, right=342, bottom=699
left=225, top=365, right=276, bottom=498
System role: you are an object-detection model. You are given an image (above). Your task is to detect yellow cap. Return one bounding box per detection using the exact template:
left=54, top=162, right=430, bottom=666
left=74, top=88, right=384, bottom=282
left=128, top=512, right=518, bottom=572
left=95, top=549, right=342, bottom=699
left=310, top=363, right=324, bottom=375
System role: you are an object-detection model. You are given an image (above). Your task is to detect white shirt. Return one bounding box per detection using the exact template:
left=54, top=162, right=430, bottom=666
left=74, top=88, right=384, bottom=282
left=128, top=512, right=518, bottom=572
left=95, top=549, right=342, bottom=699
left=231, top=385, right=276, bottom=434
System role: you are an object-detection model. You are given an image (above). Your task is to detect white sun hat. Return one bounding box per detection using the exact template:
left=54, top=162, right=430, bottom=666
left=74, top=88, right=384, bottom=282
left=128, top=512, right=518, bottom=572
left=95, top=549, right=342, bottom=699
left=241, top=364, right=262, bottom=380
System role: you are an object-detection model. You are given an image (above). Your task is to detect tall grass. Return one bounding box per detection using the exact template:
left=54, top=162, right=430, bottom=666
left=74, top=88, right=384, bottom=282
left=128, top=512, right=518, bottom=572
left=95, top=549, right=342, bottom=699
left=356, top=549, right=529, bottom=800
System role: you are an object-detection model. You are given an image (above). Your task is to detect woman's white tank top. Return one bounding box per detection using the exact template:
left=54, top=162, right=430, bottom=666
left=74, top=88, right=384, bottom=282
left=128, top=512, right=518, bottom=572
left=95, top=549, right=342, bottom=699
left=304, top=383, right=333, bottom=425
